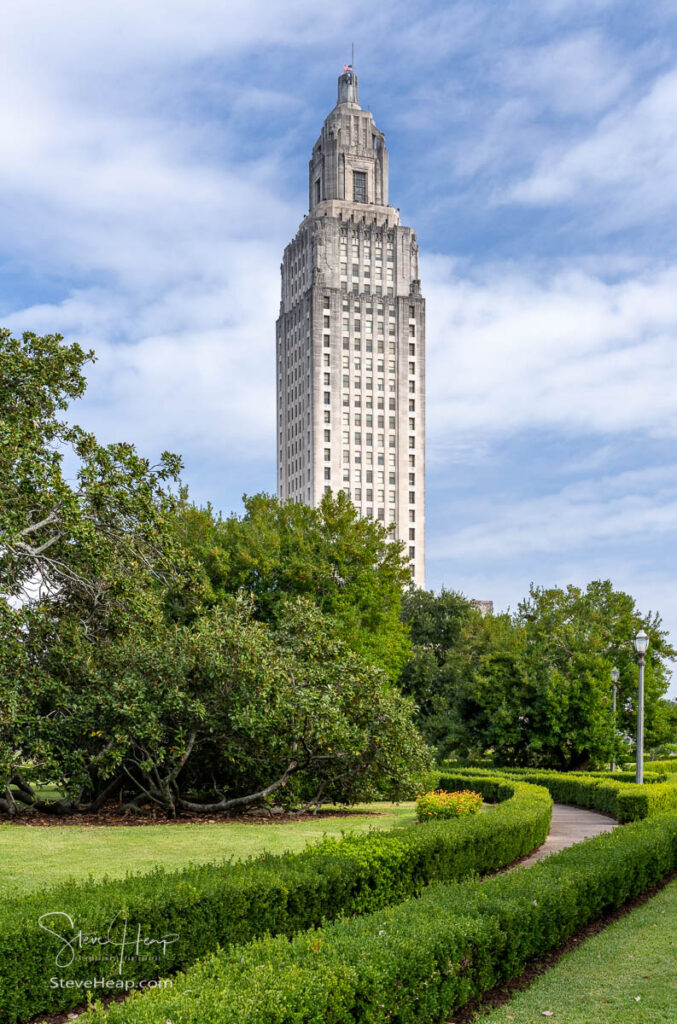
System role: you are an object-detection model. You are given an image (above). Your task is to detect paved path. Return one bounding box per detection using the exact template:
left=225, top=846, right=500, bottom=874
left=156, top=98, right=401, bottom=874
left=520, top=802, right=617, bottom=867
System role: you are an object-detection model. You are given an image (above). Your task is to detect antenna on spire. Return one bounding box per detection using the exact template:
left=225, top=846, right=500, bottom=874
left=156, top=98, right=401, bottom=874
left=351, top=42, right=354, bottom=71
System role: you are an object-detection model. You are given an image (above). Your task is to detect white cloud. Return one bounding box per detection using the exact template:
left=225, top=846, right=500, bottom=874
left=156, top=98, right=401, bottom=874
left=499, top=32, right=632, bottom=116
left=509, top=66, right=677, bottom=217
left=431, top=465, right=677, bottom=561
left=424, top=257, right=677, bottom=447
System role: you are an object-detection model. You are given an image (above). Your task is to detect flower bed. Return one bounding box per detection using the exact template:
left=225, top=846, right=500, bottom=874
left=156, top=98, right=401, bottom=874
left=416, top=788, right=483, bottom=821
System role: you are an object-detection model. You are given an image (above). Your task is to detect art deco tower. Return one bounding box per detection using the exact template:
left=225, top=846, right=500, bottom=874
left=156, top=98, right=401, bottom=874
left=276, top=68, right=425, bottom=585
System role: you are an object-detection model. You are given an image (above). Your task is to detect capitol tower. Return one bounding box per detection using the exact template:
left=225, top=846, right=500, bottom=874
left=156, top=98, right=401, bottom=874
left=276, top=66, right=425, bottom=585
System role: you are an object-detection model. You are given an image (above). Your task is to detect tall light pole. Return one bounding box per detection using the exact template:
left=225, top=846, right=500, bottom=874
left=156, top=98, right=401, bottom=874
left=634, top=630, right=649, bottom=785
left=610, top=665, right=619, bottom=772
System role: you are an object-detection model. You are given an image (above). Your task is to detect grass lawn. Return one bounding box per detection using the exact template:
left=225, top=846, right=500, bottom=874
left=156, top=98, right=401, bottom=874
left=2, top=801, right=416, bottom=896
left=479, top=877, right=677, bottom=1023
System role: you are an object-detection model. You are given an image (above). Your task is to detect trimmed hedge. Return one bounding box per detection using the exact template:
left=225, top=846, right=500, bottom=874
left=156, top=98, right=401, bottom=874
left=1, top=777, right=550, bottom=1024
left=442, top=765, right=677, bottom=822
left=624, top=758, right=677, bottom=775
left=85, top=808, right=677, bottom=1024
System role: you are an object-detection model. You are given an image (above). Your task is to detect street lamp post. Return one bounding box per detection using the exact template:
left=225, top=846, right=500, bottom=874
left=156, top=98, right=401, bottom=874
left=610, top=665, right=619, bottom=772
left=634, top=630, right=649, bottom=785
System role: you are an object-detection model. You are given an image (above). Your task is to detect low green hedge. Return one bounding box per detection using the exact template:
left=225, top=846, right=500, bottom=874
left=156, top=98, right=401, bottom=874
left=442, top=766, right=677, bottom=822
left=624, top=758, right=677, bottom=774
left=85, top=808, right=677, bottom=1024
left=2, top=777, right=551, bottom=1024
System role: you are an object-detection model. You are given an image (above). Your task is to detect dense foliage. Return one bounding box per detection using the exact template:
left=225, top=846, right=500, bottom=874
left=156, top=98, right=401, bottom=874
left=0, top=777, right=551, bottom=1023
left=168, top=494, right=412, bottom=679
left=0, top=331, right=425, bottom=816
left=402, top=581, right=675, bottom=769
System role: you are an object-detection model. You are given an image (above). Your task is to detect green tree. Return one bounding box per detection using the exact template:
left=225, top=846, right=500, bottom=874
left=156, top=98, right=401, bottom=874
left=0, top=330, right=427, bottom=815
left=450, top=581, right=674, bottom=769
left=167, top=492, right=413, bottom=680
left=0, top=330, right=184, bottom=813
left=398, top=588, right=473, bottom=752
left=9, top=595, right=429, bottom=816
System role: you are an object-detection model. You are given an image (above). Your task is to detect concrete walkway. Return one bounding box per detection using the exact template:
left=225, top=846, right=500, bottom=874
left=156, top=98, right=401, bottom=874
left=520, top=802, right=617, bottom=867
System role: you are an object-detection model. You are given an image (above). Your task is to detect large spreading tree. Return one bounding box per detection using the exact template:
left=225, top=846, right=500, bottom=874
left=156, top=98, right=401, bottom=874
left=0, top=329, right=428, bottom=816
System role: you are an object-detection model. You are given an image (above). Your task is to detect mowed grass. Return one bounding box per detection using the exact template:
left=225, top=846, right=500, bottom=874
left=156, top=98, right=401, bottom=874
left=480, top=876, right=677, bottom=1023
left=2, top=802, right=416, bottom=895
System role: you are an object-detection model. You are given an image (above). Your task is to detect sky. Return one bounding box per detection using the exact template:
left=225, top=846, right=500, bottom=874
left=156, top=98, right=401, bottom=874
left=2, top=1, right=676, bottom=689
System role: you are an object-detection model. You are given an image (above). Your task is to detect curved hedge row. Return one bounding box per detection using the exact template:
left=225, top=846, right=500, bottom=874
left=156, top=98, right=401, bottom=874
left=443, top=765, right=677, bottom=822
left=624, top=758, right=677, bottom=775
left=2, top=777, right=551, bottom=1024
left=83, top=807, right=677, bottom=1024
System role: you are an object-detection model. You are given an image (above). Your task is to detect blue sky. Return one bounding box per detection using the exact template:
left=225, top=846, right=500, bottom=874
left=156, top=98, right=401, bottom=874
left=3, top=1, right=677, bottom=690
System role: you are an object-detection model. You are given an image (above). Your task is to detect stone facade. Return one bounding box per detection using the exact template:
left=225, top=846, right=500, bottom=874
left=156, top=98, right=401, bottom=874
left=276, top=69, right=425, bottom=586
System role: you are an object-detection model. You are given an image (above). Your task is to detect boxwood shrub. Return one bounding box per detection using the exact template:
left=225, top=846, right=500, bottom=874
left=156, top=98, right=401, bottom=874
left=1, top=776, right=550, bottom=1024
left=624, top=758, right=677, bottom=775
left=85, top=809, right=677, bottom=1024
left=442, top=766, right=677, bottom=822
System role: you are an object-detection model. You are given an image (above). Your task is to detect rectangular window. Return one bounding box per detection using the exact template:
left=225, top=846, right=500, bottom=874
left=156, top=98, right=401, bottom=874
left=409, top=491, right=415, bottom=503
left=324, top=392, right=331, bottom=404
left=409, top=343, right=415, bottom=356
left=409, top=417, right=415, bottom=430
left=324, top=467, right=331, bottom=480
left=324, top=411, right=331, bottom=423
left=409, top=509, right=415, bottom=522
left=409, top=546, right=415, bottom=559
left=324, top=448, right=331, bottom=462
left=409, top=399, right=415, bottom=412
left=315, top=180, right=321, bottom=204
left=323, top=296, right=330, bottom=308
left=409, top=472, right=415, bottom=485
left=343, top=468, right=349, bottom=481
left=354, top=487, right=362, bottom=501
left=324, top=429, right=331, bottom=441
left=389, top=490, right=396, bottom=504
left=323, top=353, right=330, bottom=366
left=323, top=373, right=330, bottom=385
left=324, top=316, right=330, bottom=328
left=353, top=170, right=367, bottom=203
